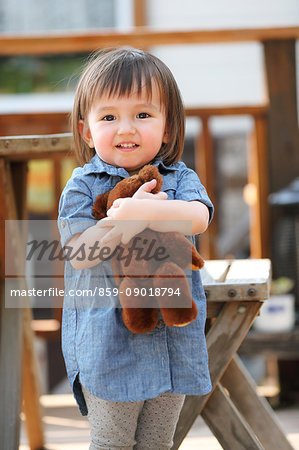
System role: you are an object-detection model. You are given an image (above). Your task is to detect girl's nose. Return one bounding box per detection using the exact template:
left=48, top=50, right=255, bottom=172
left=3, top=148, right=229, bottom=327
left=117, top=118, right=136, bottom=135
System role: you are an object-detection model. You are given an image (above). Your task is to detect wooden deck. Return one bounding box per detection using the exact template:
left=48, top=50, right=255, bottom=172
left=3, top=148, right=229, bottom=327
left=19, top=391, right=299, bottom=449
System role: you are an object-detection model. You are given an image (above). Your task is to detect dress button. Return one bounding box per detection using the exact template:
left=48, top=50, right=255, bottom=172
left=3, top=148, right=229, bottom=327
left=156, top=319, right=164, bottom=329
left=60, top=220, right=66, bottom=228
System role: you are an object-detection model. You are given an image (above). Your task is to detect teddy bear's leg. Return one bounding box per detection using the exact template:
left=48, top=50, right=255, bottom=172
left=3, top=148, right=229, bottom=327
left=118, top=277, right=159, bottom=334
left=191, top=245, right=205, bottom=270
left=154, top=262, right=197, bottom=327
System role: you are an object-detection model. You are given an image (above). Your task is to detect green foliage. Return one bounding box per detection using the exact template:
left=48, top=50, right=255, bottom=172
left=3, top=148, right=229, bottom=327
left=0, top=53, right=86, bottom=93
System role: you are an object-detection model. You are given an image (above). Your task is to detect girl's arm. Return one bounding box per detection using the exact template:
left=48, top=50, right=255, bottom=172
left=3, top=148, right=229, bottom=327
left=66, top=223, right=121, bottom=270
left=100, top=197, right=209, bottom=244
left=66, top=180, right=167, bottom=270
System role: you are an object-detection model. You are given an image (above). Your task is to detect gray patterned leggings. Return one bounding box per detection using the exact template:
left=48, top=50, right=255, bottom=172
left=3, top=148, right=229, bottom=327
left=81, top=385, right=185, bottom=449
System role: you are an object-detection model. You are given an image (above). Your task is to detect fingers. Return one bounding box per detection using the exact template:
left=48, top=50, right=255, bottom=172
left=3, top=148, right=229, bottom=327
left=96, top=217, right=115, bottom=228
left=133, top=180, right=167, bottom=201
left=109, top=198, right=122, bottom=209
left=133, top=179, right=157, bottom=199
left=155, top=191, right=168, bottom=200
left=100, top=224, right=123, bottom=244
left=138, top=179, right=157, bottom=192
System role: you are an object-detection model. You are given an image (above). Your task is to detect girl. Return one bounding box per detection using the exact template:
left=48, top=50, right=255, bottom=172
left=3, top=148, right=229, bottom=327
left=58, top=47, right=214, bottom=449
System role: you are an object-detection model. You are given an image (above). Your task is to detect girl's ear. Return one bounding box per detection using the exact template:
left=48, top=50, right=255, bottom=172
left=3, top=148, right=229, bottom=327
left=163, top=127, right=169, bottom=144
left=78, top=120, right=94, bottom=148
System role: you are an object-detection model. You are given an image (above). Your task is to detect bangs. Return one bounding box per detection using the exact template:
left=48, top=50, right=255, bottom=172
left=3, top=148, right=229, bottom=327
left=90, top=49, right=165, bottom=106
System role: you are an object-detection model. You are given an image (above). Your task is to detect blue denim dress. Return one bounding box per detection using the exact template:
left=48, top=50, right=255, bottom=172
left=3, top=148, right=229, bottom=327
left=58, top=154, right=214, bottom=415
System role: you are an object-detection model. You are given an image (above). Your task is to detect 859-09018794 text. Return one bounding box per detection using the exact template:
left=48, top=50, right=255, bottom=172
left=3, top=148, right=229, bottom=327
left=97, top=287, right=181, bottom=297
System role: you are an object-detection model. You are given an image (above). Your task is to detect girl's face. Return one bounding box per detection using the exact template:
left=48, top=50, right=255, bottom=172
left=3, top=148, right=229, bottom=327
left=79, top=82, right=168, bottom=172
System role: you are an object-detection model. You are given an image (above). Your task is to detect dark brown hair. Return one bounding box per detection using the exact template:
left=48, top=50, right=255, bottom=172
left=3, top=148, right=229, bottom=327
left=72, top=47, right=185, bottom=166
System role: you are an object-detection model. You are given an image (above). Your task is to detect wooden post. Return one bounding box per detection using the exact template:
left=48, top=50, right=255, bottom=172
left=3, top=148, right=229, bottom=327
left=0, top=160, right=25, bottom=450
left=133, top=0, right=147, bottom=27
left=247, top=113, right=270, bottom=258
left=263, top=39, right=299, bottom=194
left=0, top=158, right=44, bottom=449
left=195, top=117, right=217, bottom=259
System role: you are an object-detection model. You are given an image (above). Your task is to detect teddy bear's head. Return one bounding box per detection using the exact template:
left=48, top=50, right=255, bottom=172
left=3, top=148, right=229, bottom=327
left=92, top=165, right=163, bottom=220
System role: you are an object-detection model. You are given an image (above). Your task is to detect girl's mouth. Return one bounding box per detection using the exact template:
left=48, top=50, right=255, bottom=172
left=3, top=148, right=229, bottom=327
left=116, top=143, right=139, bottom=151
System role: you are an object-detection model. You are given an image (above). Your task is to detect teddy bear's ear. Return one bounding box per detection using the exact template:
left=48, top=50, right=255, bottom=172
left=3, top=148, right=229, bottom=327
left=92, top=191, right=110, bottom=220
left=138, top=165, right=163, bottom=193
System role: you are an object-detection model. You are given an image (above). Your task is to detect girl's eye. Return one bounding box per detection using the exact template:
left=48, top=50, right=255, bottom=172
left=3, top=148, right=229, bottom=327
left=102, top=115, right=116, bottom=121
left=137, top=112, right=150, bottom=119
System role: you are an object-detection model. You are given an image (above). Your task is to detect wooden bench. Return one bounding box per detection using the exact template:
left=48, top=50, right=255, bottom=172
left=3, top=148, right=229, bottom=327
left=173, top=258, right=294, bottom=449
left=0, top=134, right=70, bottom=450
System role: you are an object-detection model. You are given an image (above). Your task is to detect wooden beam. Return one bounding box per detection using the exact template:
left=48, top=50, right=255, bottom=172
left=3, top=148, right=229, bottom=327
left=202, top=384, right=264, bottom=449
left=221, top=355, right=294, bottom=450
left=0, top=26, right=298, bottom=56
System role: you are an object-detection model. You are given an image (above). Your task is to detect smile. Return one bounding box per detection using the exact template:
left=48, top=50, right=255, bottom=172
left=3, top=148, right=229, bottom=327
left=116, top=143, right=139, bottom=151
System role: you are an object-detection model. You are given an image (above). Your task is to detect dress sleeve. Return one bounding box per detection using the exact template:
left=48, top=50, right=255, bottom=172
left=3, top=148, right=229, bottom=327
left=57, top=171, right=97, bottom=247
left=174, top=164, right=214, bottom=225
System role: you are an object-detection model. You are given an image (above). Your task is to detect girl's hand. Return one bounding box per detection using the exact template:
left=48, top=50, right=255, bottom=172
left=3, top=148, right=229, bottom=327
left=132, top=179, right=167, bottom=200
left=99, top=198, right=150, bottom=244
left=98, top=216, right=148, bottom=245
left=98, top=180, right=167, bottom=244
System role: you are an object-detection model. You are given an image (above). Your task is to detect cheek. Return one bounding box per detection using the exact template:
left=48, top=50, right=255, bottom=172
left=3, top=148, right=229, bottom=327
left=142, top=122, right=165, bottom=142
left=92, top=126, right=114, bottom=147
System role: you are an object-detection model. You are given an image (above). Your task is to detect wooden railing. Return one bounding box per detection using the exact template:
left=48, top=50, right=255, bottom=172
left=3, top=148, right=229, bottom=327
left=185, top=105, right=269, bottom=259
left=1, top=25, right=298, bottom=259
left=0, top=26, right=298, bottom=55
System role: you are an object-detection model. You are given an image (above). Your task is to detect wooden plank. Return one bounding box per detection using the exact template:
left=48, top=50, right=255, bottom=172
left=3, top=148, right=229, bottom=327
left=225, top=258, right=271, bottom=282
left=185, top=105, right=267, bottom=118
left=173, top=300, right=262, bottom=448
left=221, top=355, right=294, bottom=450
left=203, top=260, right=231, bottom=283
left=203, top=284, right=268, bottom=302
left=0, top=133, right=72, bottom=158
left=0, top=112, right=70, bottom=138
left=0, top=26, right=298, bottom=56
left=202, top=384, right=263, bottom=450
left=202, top=259, right=271, bottom=302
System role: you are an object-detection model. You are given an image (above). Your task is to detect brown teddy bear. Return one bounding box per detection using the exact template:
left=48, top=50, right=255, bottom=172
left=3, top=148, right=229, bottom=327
left=92, top=165, right=204, bottom=334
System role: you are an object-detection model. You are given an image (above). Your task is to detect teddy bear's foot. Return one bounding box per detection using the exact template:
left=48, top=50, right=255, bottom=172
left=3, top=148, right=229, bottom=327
left=119, top=278, right=159, bottom=333
left=122, top=307, right=159, bottom=334
left=154, top=262, right=198, bottom=327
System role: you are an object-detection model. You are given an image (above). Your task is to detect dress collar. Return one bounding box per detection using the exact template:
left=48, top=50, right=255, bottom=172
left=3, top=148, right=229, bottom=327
left=82, top=154, right=179, bottom=177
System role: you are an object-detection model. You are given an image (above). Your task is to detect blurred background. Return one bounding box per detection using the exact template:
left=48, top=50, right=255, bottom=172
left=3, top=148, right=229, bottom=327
left=0, top=0, right=299, bottom=448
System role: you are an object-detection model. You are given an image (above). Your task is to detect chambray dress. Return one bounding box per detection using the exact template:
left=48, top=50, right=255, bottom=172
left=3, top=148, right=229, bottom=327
left=58, top=154, right=214, bottom=415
